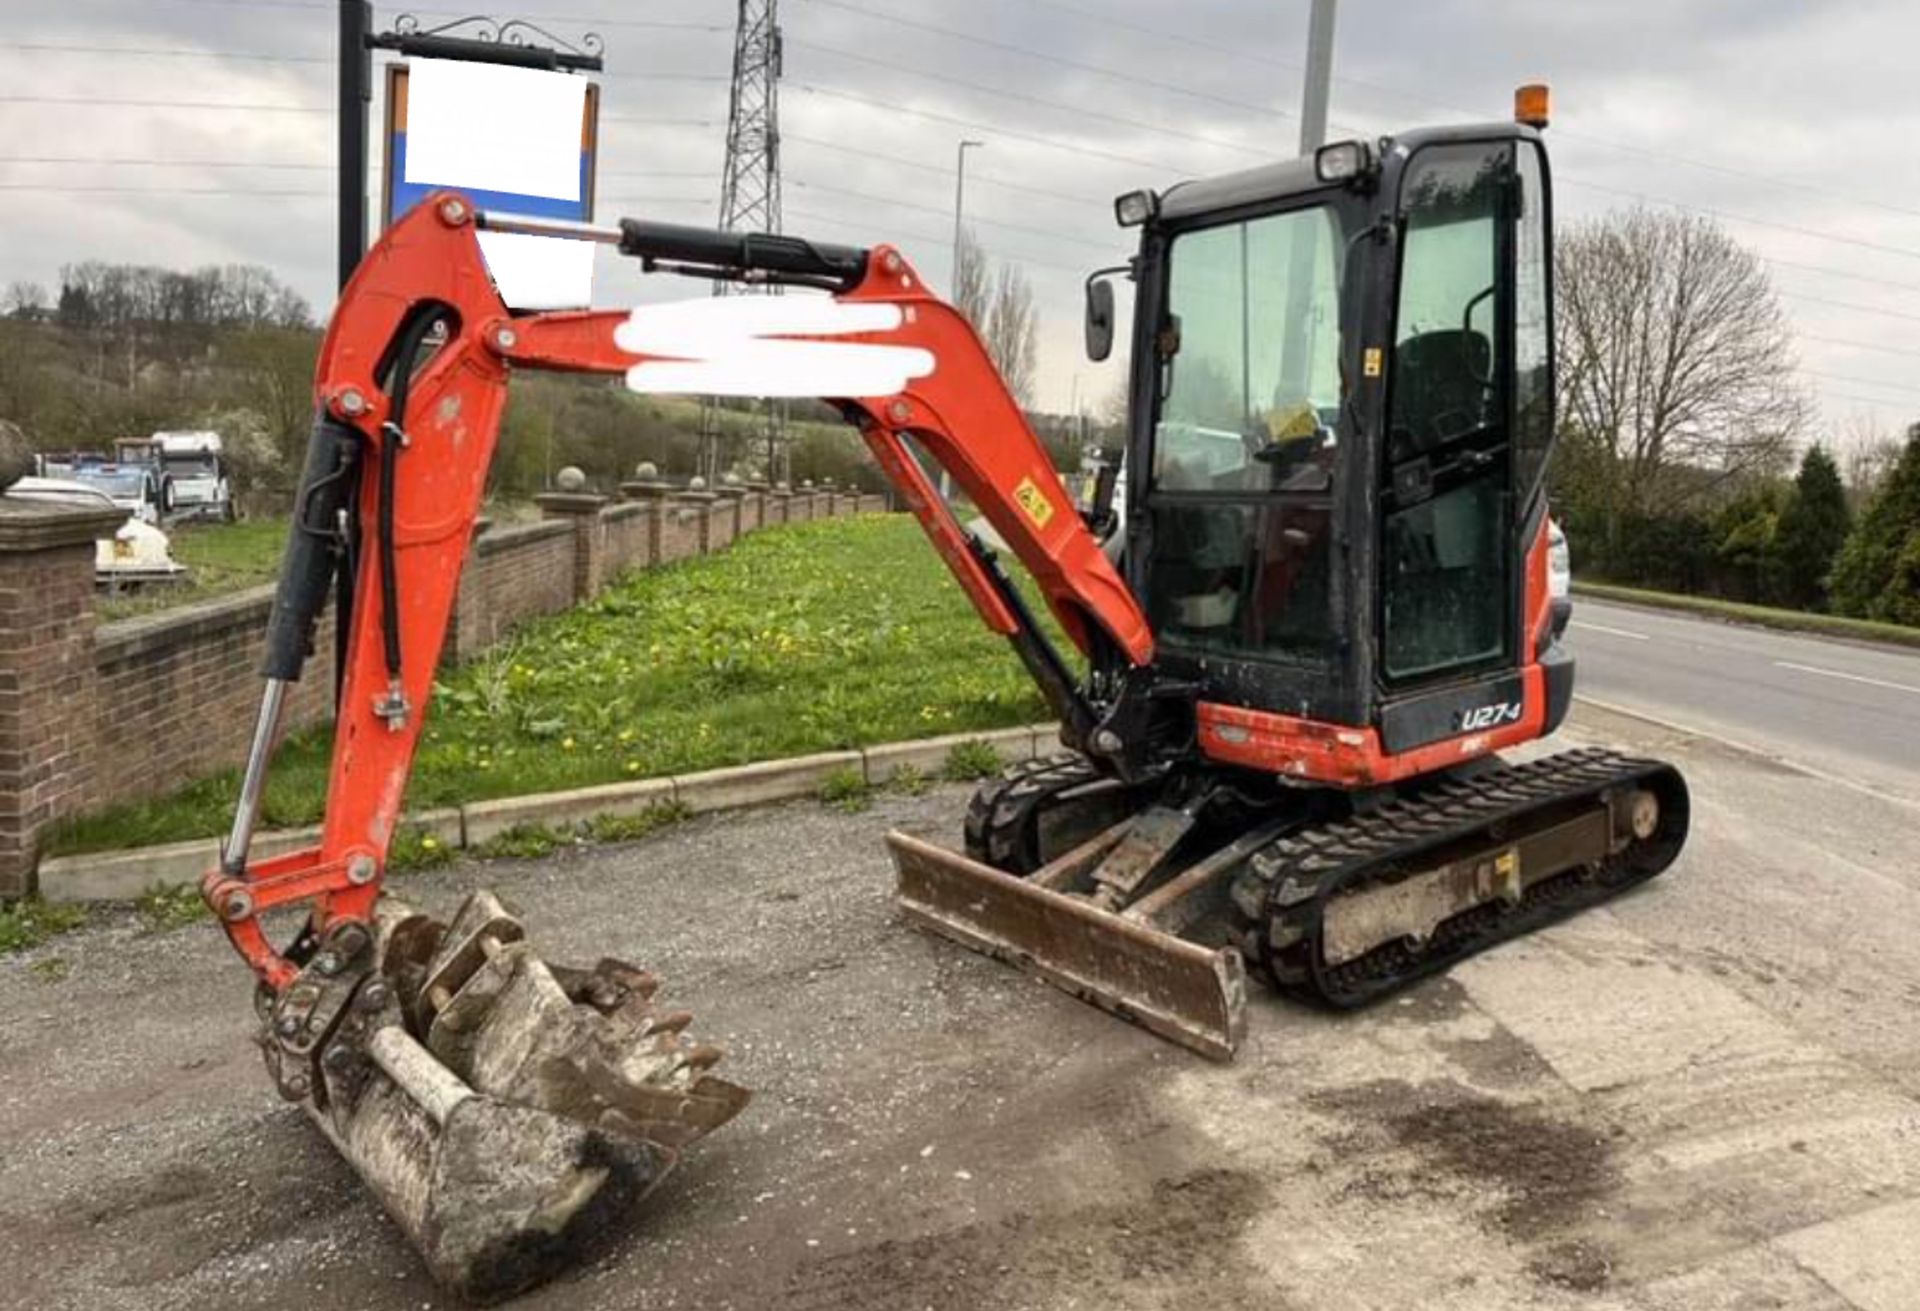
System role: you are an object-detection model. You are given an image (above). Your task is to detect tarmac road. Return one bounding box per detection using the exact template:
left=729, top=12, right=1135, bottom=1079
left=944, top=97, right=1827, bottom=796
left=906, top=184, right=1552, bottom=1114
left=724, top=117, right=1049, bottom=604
left=1567, top=596, right=1920, bottom=801
left=3, top=700, right=1918, bottom=1310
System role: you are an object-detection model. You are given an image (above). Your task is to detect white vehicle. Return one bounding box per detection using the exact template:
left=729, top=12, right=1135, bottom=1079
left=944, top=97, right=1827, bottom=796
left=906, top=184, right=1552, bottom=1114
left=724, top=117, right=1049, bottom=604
left=7, top=476, right=188, bottom=584
left=65, top=463, right=166, bottom=525
left=1547, top=517, right=1571, bottom=637
left=142, top=431, right=235, bottom=522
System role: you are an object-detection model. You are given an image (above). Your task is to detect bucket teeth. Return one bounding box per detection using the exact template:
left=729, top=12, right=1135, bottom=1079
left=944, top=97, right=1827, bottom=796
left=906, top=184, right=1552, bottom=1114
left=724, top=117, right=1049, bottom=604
left=300, top=890, right=749, bottom=1303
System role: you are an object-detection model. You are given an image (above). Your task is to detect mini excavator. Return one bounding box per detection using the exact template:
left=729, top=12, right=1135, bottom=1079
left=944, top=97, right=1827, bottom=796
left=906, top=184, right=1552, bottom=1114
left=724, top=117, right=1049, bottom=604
left=206, top=87, right=1687, bottom=1300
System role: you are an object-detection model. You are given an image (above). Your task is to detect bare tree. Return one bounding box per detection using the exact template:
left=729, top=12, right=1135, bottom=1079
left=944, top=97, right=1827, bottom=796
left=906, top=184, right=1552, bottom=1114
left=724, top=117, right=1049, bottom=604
left=953, top=228, right=990, bottom=329
left=984, top=263, right=1039, bottom=407
left=1556, top=208, right=1807, bottom=545
left=1838, top=412, right=1908, bottom=507
left=951, top=229, right=1040, bottom=407
left=3, top=281, right=47, bottom=319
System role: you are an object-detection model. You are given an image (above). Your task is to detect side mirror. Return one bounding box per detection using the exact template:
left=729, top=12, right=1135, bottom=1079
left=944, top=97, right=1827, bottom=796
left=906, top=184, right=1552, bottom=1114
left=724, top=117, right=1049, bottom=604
left=1084, top=276, right=1115, bottom=362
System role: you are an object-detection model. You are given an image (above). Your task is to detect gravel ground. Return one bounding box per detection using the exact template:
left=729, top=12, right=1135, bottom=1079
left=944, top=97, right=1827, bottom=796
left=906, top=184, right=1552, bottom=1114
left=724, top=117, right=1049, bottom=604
left=4, top=703, right=1919, bottom=1311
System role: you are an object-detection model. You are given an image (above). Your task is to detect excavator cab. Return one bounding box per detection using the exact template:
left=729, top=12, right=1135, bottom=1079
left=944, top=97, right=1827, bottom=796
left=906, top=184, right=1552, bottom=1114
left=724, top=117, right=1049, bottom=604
left=893, top=106, right=1685, bottom=1059
left=1092, top=123, right=1566, bottom=760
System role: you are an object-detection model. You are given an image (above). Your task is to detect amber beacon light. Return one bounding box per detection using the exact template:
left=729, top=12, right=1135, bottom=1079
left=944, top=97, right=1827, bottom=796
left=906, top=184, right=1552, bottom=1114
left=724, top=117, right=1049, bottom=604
left=1515, top=83, right=1551, bottom=129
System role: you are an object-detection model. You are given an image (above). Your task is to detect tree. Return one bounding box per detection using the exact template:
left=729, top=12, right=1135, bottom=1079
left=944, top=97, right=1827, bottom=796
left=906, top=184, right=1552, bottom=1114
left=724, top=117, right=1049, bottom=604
left=953, top=228, right=990, bottom=329
left=1840, top=414, right=1907, bottom=509
left=1772, top=444, right=1851, bottom=610
left=1711, top=483, right=1783, bottom=605
left=951, top=228, right=1040, bottom=407
left=1556, top=208, right=1807, bottom=559
left=985, top=262, right=1039, bottom=407
left=1830, top=426, right=1920, bottom=625
left=3, top=281, right=47, bottom=320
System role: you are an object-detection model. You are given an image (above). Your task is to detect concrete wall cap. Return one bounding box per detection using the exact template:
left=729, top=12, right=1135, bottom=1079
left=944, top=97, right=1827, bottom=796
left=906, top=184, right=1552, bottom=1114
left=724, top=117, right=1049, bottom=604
left=0, top=497, right=128, bottom=552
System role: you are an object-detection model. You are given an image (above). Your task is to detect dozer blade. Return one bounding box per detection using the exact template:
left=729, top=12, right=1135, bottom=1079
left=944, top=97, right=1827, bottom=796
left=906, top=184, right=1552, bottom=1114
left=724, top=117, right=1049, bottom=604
left=888, top=831, right=1246, bottom=1060
left=276, top=891, right=749, bottom=1304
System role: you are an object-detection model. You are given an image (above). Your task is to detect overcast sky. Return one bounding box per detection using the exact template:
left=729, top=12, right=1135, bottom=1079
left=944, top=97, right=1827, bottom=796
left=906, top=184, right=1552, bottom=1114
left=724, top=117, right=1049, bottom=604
left=3, top=0, right=1918, bottom=438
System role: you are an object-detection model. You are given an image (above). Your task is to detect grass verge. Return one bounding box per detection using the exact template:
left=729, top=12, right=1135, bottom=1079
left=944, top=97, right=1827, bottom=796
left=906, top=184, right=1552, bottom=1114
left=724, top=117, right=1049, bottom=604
left=1573, top=581, right=1920, bottom=651
left=50, top=515, right=1059, bottom=856
left=0, top=898, right=89, bottom=955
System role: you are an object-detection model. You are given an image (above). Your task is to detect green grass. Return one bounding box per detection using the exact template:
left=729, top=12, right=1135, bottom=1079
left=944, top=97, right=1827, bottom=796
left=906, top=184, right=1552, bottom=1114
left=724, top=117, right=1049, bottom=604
left=1573, top=581, right=1920, bottom=651
left=818, top=766, right=873, bottom=813
left=0, top=898, right=89, bottom=955
left=49, top=515, right=1058, bottom=856
left=134, top=883, right=210, bottom=933
left=98, top=517, right=291, bottom=620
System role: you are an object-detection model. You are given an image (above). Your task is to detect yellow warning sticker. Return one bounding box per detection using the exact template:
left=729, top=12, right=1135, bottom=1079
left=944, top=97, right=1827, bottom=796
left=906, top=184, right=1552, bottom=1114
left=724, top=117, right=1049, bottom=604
left=1363, top=347, right=1383, bottom=378
left=1013, top=476, right=1056, bottom=529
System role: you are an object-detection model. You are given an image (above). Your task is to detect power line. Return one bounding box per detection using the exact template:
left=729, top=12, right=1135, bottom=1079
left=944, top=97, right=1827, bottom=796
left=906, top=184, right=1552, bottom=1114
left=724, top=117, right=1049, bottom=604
left=1764, top=256, right=1920, bottom=299
left=1797, top=368, right=1920, bottom=399
left=1782, top=289, right=1920, bottom=326
left=784, top=204, right=1084, bottom=276
left=790, top=0, right=1332, bottom=131
left=785, top=132, right=1109, bottom=206
left=0, top=42, right=326, bottom=63
left=1007, top=0, right=1920, bottom=227
left=0, top=94, right=328, bottom=113
left=791, top=83, right=1198, bottom=177
left=0, top=183, right=331, bottom=196
left=790, top=38, right=1272, bottom=161
left=1797, top=332, right=1920, bottom=361
left=1560, top=177, right=1920, bottom=264
left=790, top=177, right=1113, bottom=251
left=0, top=155, right=330, bottom=170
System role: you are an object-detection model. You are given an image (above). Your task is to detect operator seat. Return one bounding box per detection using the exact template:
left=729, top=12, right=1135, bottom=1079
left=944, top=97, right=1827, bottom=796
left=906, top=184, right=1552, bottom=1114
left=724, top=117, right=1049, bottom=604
left=1389, top=329, right=1491, bottom=461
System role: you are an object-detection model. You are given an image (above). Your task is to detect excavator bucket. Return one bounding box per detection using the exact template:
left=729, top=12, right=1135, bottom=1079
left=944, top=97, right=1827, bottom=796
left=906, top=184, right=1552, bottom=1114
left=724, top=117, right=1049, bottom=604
left=287, top=892, right=749, bottom=1303
left=887, top=830, right=1248, bottom=1060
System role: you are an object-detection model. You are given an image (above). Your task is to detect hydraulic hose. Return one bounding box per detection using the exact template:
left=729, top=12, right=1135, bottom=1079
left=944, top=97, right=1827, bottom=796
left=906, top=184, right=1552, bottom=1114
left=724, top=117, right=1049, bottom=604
left=373, top=308, right=449, bottom=681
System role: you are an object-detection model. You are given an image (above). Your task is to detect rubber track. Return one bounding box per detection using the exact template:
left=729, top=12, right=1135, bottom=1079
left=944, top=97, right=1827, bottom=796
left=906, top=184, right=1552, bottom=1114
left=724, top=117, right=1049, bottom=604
left=964, top=753, right=1107, bottom=872
left=1236, top=747, right=1689, bottom=1008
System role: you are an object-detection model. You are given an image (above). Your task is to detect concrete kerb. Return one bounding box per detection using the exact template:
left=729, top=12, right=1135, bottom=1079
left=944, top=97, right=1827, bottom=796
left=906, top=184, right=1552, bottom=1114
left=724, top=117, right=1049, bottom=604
left=465, top=778, right=676, bottom=845
left=35, top=726, right=1058, bottom=903
left=862, top=725, right=1042, bottom=784
left=38, top=808, right=464, bottom=905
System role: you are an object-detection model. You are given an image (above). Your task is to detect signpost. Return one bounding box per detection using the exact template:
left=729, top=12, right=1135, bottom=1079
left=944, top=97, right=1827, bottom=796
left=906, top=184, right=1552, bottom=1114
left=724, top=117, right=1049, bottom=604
left=335, top=5, right=604, bottom=296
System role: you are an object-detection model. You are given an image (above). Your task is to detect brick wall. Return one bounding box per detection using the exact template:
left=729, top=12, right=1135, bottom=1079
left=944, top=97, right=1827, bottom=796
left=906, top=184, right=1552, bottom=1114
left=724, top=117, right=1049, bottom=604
left=0, top=484, right=892, bottom=891
left=91, top=596, right=337, bottom=813
left=449, top=520, right=575, bottom=661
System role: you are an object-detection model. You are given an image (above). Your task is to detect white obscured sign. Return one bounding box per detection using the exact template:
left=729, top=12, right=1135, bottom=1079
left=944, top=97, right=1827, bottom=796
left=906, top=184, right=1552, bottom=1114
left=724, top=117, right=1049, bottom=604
left=395, top=58, right=596, bottom=309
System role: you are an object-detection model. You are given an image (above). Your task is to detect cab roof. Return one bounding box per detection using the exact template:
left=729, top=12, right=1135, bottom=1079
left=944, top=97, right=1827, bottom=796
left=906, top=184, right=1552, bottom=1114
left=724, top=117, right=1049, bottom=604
left=1154, top=122, right=1536, bottom=225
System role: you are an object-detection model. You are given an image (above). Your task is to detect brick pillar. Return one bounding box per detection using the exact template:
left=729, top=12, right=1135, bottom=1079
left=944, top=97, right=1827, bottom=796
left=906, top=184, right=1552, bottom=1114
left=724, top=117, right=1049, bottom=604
left=621, top=479, right=673, bottom=561
left=0, top=497, right=124, bottom=894
left=822, top=479, right=839, bottom=516
left=746, top=482, right=769, bottom=530
left=677, top=490, right=719, bottom=553
left=772, top=487, right=792, bottom=523
left=716, top=486, right=745, bottom=542
left=536, top=491, right=610, bottom=602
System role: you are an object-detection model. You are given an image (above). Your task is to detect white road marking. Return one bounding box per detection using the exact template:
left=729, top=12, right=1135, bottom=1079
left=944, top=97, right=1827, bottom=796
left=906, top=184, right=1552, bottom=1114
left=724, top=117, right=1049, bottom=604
left=1774, top=660, right=1920, bottom=697
left=1571, top=620, right=1651, bottom=642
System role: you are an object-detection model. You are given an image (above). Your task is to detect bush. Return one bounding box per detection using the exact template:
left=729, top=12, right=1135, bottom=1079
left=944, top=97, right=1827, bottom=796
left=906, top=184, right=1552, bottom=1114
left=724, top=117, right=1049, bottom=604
left=1773, top=445, right=1851, bottom=610
left=943, top=740, right=1003, bottom=781
left=1832, top=430, right=1920, bottom=625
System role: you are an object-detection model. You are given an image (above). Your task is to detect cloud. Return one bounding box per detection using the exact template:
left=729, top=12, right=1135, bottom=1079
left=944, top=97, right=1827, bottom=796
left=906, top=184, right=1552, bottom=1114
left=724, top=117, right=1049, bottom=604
left=3, top=0, right=1916, bottom=432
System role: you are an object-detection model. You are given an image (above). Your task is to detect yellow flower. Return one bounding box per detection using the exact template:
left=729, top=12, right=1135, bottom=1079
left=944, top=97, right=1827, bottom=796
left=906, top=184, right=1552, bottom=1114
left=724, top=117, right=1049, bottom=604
left=420, top=836, right=439, bottom=851
left=625, top=760, right=642, bottom=774
left=562, top=737, right=576, bottom=751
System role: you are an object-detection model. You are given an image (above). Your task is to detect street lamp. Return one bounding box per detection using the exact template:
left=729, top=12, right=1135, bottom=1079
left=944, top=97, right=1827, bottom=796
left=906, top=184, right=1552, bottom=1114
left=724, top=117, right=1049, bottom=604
left=942, top=139, right=985, bottom=501
left=951, top=139, right=985, bottom=301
